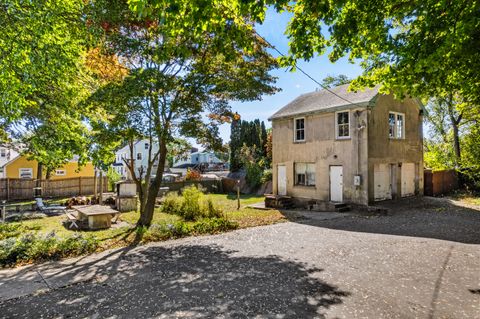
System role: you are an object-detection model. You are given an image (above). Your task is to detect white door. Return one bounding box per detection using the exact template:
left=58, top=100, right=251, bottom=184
left=330, top=166, right=343, bottom=202
left=374, top=164, right=392, bottom=201
left=401, top=163, right=415, bottom=197
left=277, top=165, right=287, bottom=196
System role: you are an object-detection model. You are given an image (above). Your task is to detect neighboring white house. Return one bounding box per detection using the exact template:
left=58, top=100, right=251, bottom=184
left=173, top=151, right=224, bottom=168
left=0, top=144, right=20, bottom=178
left=112, top=139, right=161, bottom=179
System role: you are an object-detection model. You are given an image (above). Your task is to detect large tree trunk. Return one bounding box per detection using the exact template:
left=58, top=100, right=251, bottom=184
left=36, top=163, right=43, bottom=187
left=138, top=141, right=167, bottom=227
left=447, top=94, right=462, bottom=166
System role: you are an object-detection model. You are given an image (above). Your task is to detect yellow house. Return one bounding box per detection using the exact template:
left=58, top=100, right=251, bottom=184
left=2, top=155, right=95, bottom=180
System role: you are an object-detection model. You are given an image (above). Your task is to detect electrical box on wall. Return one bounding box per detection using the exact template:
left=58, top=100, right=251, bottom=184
left=354, top=175, right=362, bottom=186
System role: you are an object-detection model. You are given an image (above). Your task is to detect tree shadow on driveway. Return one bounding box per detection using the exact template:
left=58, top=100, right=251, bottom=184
left=283, top=196, right=480, bottom=244
left=0, top=244, right=349, bottom=318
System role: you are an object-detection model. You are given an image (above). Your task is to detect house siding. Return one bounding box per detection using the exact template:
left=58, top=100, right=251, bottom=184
left=367, top=94, right=424, bottom=202
left=4, top=156, right=95, bottom=179
left=272, top=108, right=369, bottom=205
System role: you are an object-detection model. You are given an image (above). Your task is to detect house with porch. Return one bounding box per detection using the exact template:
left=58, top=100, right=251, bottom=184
left=268, top=84, right=424, bottom=208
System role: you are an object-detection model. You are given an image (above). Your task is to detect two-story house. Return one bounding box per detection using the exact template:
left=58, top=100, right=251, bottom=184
left=113, top=139, right=161, bottom=179
left=269, top=84, right=423, bottom=206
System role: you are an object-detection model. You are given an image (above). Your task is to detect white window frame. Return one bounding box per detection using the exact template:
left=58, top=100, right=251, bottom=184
left=144, top=143, right=149, bottom=150
left=389, top=112, right=405, bottom=139
left=137, top=152, right=142, bottom=160
left=0, top=149, right=5, bottom=158
left=335, top=111, right=351, bottom=139
left=294, top=162, right=316, bottom=186
left=55, top=169, right=66, bottom=176
left=19, top=168, right=33, bottom=179
left=294, top=117, right=306, bottom=142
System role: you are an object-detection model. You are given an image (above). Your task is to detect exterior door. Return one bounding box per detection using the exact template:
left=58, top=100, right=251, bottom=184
left=401, top=163, right=415, bottom=197
left=277, top=165, right=287, bottom=196
left=374, top=164, right=392, bottom=201
left=330, top=166, right=343, bottom=202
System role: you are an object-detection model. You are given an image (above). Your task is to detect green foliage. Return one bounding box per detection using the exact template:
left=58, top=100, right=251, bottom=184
left=239, top=144, right=264, bottom=188
left=106, top=167, right=122, bottom=191
left=0, top=223, right=41, bottom=241
left=276, top=1, right=480, bottom=107
left=261, top=169, right=273, bottom=184
left=0, top=232, right=98, bottom=266
left=230, top=119, right=270, bottom=172
left=321, top=75, right=351, bottom=89
left=142, top=218, right=238, bottom=242
left=161, top=186, right=224, bottom=221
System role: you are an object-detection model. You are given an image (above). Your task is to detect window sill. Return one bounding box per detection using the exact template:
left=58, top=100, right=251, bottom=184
left=389, top=137, right=405, bottom=140
left=294, top=184, right=316, bottom=188
left=335, top=137, right=351, bottom=140
left=293, top=140, right=306, bottom=144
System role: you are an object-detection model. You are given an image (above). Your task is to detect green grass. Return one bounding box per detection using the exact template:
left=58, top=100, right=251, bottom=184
left=0, top=194, right=285, bottom=266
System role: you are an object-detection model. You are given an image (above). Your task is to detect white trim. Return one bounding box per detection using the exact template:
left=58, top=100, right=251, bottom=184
left=19, top=168, right=33, bottom=179
left=335, top=111, right=351, bottom=139
left=55, top=169, right=66, bottom=176
left=389, top=111, right=405, bottom=139
left=293, top=117, right=306, bottom=142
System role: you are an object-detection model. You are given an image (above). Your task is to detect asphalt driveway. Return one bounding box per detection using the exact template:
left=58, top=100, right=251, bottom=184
left=0, top=197, right=479, bottom=318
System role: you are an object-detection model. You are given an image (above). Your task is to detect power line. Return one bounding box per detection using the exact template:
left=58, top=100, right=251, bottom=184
left=255, top=31, right=366, bottom=108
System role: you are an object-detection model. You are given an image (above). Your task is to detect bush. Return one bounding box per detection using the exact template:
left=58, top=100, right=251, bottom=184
left=192, top=218, right=238, bottom=234
left=0, top=223, right=41, bottom=240
left=0, top=232, right=99, bottom=266
left=142, top=218, right=238, bottom=243
left=185, top=168, right=201, bottom=181
left=161, top=186, right=223, bottom=221
left=261, top=169, right=272, bottom=184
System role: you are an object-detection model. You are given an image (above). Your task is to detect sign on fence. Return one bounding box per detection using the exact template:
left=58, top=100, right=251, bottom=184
left=0, top=177, right=108, bottom=201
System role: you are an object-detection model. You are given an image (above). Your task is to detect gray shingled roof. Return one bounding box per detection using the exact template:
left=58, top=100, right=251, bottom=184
left=269, top=84, right=380, bottom=120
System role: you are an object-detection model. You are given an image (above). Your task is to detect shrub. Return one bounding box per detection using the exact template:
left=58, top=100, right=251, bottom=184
left=0, top=232, right=99, bottom=266
left=261, top=169, right=272, bottom=184
left=161, top=186, right=224, bottom=221
left=0, top=223, right=41, bottom=240
left=181, top=185, right=204, bottom=221
left=192, top=218, right=238, bottom=234
left=185, top=168, right=201, bottom=181
left=161, top=193, right=182, bottom=215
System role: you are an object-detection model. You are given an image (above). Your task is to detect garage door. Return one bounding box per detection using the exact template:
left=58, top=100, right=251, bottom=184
left=374, top=164, right=392, bottom=201
left=401, top=163, right=415, bottom=197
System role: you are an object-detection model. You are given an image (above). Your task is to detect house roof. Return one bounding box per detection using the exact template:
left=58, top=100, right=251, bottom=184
left=269, top=84, right=380, bottom=120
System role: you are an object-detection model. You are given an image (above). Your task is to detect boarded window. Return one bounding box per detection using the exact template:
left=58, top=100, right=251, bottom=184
left=295, top=163, right=316, bottom=186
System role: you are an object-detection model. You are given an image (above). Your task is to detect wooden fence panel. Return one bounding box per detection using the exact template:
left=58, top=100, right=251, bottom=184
left=0, top=177, right=108, bottom=201
left=424, top=169, right=458, bottom=196
left=159, top=180, right=223, bottom=195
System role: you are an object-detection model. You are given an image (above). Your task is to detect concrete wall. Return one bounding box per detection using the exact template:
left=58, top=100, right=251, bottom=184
left=367, top=94, right=424, bottom=202
left=271, top=107, right=369, bottom=205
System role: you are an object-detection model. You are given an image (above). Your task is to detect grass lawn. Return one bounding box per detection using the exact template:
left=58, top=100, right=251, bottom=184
left=1, top=194, right=285, bottom=266
left=449, top=191, right=480, bottom=208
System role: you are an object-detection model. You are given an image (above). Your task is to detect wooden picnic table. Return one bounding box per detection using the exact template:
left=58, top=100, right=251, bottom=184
left=72, top=205, right=120, bottom=230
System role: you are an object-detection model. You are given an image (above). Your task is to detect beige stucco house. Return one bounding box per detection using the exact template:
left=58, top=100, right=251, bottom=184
left=269, top=84, right=424, bottom=206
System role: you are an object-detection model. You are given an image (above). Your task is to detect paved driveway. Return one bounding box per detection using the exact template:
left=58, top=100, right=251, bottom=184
left=0, top=197, right=479, bottom=318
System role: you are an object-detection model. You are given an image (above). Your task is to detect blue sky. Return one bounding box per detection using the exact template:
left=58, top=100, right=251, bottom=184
left=214, top=8, right=363, bottom=145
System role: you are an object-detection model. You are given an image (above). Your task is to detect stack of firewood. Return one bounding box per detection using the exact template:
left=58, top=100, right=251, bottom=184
left=65, top=196, right=91, bottom=208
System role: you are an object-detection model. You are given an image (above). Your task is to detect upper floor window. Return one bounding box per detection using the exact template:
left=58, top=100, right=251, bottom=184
left=294, top=118, right=305, bottom=142
left=137, top=153, right=142, bottom=160
left=389, top=112, right=405, bottom=139
left=295, top=163, right=316, bottom=186
left=336, top=111, right=350, bottom=139
left=0, top=149, right=6, bottom=158
left=55, top=169, right=66, bottom=176
left=144, top=143, right=149, bottom=150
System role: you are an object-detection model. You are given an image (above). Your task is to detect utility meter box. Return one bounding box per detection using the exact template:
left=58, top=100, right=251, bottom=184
left=354, top=175, right=362, bottom=186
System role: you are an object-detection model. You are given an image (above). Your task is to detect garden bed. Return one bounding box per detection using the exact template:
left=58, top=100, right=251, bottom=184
left=0, top=194, right=285, bottom=267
